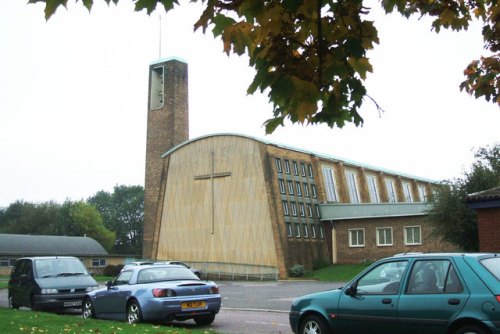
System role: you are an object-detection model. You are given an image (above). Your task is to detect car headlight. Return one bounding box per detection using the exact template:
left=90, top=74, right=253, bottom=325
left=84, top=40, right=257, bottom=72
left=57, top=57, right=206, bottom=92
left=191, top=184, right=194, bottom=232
left=86, top=286, right=99, bottom=292
left=41, top=288, right=58, bottom=294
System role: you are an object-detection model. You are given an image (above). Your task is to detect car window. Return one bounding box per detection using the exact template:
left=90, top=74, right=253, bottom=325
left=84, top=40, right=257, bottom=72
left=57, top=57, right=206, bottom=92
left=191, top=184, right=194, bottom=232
left=114, top=270, right=133, bottom=285
left=356, top=261, right=408, bottom=295
left=137, top=267, right=199, bottom=284
left=406, top=260, right=462, bottom=294
left=34, top=258, right=88, bottom=278
left=480, top=257, right=500, bottom=280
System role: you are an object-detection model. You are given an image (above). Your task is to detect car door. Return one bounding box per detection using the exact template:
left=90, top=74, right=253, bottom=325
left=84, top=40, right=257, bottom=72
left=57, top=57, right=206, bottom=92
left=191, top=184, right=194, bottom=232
left=10, top=259, right=35, bottom=307
left=397, top=259, right=469, bottom=334
left=337, top=260, right=409, bottom=334
left=93, top=270, right=133, bottom=319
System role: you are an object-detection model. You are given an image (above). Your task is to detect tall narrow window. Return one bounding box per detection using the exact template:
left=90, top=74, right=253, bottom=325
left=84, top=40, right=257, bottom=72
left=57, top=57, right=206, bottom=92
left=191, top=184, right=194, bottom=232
left=282, top=201, right=289, bottom=216
left=287, top=180, right=294, bottom=195
left=287, top=223, right=293, bottom=237
left=295, top=182, right=302, bottom=197
left=385, top=179, right=397, bottom=203
left=275, top=158, right=282, bottom=173
left=346, top=171, right=360, bottom=204
left=303, top=184, right=310, bottom=197
left=418, top=185, right=427, bottom=202
left=284, top=160, right=291, bottom=174
left=308, top=164, right=314, bottom=178
left=303, top=224, right=309, bottom=238
left=292, top=161, right=299, bottom=175
left=307, top=204, right=313, bottom=217
left=311, top=225, right=317, bottom=238
left=403, top=182, right=413, bottom=202
left=349, top=229, right=365, bottom=247
left=322, top=166, right=338, bottom=202
left=315, top=204, right=320, bottom=218
left=299, top=203, right=305, bottom=217
left=300, top=163, right=306, bottom=177
left=311, top=184, right=317, bottom=198
left=278, top=179, right=285, bottom=194
left=149, top=66, right=164, bottom=110
left=367, top=175, right=380, bottom=203
left=291, top=202, right=298, bottom=216
left=295, top=223, right=301, bottom=237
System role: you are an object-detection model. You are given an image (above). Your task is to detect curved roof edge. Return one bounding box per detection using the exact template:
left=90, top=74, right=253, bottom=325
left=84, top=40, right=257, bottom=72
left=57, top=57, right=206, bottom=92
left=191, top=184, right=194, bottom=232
left=161, top=133, right=438, bottom=183
left=150, top=56, right=187, bottom=65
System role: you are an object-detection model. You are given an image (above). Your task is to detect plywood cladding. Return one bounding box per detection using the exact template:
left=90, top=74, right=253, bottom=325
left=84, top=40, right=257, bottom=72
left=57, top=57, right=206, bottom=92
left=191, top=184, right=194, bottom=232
left=156, top=136, right=278, bottom=267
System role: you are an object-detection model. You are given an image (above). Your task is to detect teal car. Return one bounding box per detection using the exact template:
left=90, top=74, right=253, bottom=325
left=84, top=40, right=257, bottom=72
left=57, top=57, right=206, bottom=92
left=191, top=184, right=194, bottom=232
left=289, top=253, right=500, bottom=334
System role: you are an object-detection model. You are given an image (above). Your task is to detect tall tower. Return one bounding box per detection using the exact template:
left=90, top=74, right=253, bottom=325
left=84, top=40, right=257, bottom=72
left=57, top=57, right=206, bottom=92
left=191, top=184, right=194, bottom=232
left=143, top=58, right=189, bottom=259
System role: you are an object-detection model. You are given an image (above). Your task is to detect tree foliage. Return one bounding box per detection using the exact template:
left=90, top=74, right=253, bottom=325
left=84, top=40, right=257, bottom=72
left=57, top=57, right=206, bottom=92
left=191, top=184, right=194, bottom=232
left=29, top=0, right=499, bottom=133
left=87, top=185, right=144, bottom=255
left=429, top=143, right=500, bottom=251
left=0, top=200, right=115, bottom=251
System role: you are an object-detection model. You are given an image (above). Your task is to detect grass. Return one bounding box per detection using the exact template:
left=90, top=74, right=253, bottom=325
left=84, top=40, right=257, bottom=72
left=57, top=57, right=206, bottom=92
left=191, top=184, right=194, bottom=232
left=305, top=263, right=370, bottom=282
left=0, top=308, right=218, bottom=334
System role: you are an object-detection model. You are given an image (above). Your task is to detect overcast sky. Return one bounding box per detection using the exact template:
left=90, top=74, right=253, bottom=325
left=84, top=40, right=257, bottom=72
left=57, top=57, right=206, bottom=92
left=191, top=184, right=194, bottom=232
left=1, top=0, right=499, bottom=207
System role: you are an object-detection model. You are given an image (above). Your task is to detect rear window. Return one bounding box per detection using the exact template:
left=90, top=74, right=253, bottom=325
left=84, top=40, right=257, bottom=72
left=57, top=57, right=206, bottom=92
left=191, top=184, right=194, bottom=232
left=480, top=257, right=500, bottom=280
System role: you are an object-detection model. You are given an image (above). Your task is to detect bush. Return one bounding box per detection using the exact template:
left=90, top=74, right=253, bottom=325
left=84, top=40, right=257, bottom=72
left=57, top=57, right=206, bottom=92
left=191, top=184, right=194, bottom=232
left=102, top=264, right=123, bottom=277
left=289, top=264, right=305, bottom=277
left=313, top=257, right=331, bottom=270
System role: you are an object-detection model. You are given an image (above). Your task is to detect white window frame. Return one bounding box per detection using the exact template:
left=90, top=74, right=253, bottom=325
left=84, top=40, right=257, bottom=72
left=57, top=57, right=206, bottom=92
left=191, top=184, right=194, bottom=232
left=403, top=182, right=413, bottom=202
left=303, top=224, right=309, bottom=238
left=418, top=185, right=427, bottom=202
left=291, top=202, right=298, bottom=216
left=303, top=184, right=310, bottom=197
left=311, top=184, right=317, bottom=198
left=295, top=181, right=302, bottom=197
left=295, top=223, right=301, bottom=237
left=278, top=179, right=285, bottom=194
left=349, top=228, right=365, bottom=247
left=299, top=203, right=306, bottom=217
left=307, top=203, right=313, bottom=217
left=404, top=226, right=422, bottom=245
left=311, top=224, right=317, bottom=238
left=300, top=163, right=307, bottom=177
left=346, top=170, right=360, bottom=204
left=292, top=161, right=299, bottom=175
left=367, top=175, right=380, bottom=203
left=287, top=222, right=293, bottom=237
left=308, top=164, right=314, bottom=178
left=282, top=201, right=289, bottom=216
left=284, top=159, right=290, bottom=174
left=275, top=158, right=282, bottom=173
left=92, top=258, right=106, bottom=267
left=287, top=180, right=294, bottom=195
left=322, top=166, right=339, bottom=202
left=376, top=227, right=393, bottom=246
left=385, top=178, right=397, bottom=203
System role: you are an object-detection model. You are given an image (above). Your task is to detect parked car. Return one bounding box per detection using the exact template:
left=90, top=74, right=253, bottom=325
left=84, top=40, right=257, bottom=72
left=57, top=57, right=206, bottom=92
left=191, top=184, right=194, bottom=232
left=82, top=264, right=221, bottom=325
left=289, top=253, right=500, bottom=334
left=8, top=256, right=98, bottom=310
left=154, top=261, right=203, bottom=278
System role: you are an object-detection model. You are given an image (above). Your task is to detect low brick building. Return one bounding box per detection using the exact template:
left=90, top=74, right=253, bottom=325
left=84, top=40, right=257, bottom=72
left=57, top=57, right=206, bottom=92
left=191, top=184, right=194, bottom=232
left=467, top=187, right=500, bottom=252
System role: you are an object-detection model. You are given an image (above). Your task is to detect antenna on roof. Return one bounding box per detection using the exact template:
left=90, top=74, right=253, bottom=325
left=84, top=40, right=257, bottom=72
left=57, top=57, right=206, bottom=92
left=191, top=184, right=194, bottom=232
left=159, top=15, right=162, bottom=59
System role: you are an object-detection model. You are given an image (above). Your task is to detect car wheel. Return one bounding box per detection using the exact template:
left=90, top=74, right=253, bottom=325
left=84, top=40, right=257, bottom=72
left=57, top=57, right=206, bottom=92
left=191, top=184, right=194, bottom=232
left=8, top=294, right=19, bottom=309
left=82, top=298, right=95, bottom=319
left=300, top=315, right=331, bottom=334
left=194, top=314, right=215, bottom=326
left=126, top=301, right=143, bottom=324
left=455, top=325, right=488, bottom=334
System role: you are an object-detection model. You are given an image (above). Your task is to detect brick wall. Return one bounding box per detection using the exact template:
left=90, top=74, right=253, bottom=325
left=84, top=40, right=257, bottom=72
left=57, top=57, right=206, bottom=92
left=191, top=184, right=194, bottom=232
left=477, top=207, right=500, bottom=252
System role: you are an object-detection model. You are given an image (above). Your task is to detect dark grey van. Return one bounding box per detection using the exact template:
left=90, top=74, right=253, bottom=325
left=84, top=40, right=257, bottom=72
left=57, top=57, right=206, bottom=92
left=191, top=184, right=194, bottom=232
left=8, top=256, right=98, bottom=310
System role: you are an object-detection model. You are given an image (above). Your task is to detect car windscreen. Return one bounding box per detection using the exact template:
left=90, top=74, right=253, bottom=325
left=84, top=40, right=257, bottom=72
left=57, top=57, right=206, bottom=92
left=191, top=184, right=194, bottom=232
left=35, top=258, right=88, bottom=278
left=137, top=266, right=199, bottom=283
left=480, top=257, right=500, bottom=280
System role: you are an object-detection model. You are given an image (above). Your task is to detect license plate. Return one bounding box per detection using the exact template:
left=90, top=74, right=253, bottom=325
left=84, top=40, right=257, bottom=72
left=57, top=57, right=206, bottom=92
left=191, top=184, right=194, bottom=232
left=181, top=301, right=206, bottom=309
left=64, top=301, right=82, bottom=307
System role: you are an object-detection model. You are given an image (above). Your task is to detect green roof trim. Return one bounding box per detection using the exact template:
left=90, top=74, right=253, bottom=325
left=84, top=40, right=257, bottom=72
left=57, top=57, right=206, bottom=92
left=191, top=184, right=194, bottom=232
left=161, top=133, right=438, bottom=184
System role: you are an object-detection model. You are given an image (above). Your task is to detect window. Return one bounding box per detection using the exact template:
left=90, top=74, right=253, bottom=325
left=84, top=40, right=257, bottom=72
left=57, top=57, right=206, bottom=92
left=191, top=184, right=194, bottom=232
left=308, top=164, right=314, bottom=178
left=92, top=258, right=106, bottom=267
left=287, top=180, right=294, bottom=195
left=286, top=222, right=293, bottom=237
left=282, top=201, right=290, bottom=216
left=405, top=226, right=422, bottom=245
left=303, top=224, right=309, bottom=238
left=403, top=182, right=413, bottom=202
left=355, top=261, right=408, bottom=295
left=319, top=225, right=324, bottom=239
left=0, top=258, right=16, bottom=267
left=349, top=228, right=365, bottom=247
left=299, top=203, right=306, bottom=217
left=367, top=175, right=380, bottom=203
left=300, top=163, right=307, bottom=177
left=275, top=158, right=282, bottom=173
left=291, top=202, right=298, bottom=216
left=385, top=179, right=397, bottom=203
left=307, top=204, right=313, bottom=217
left=295, top=223, right=301, bottom=237
left=292, top=161, right=299, bottom=175
left=278, top=179, right=285, bottom=194
left=311, top=184, right=317, bottom=198
left=418, top=185, right=427, bottom=202
left=407, top=260, right=463, bottom=294
left=322, top=166, right=338, bottom=202
left=303, top=184, right=310, bottom=197
left=315, top=204, right=320, bottom=218
left=376, top=227, right=393, bottom=246
left=311, top=225, right=317, bottom=238
left=346, top=171, right=360, bottom=203
left=284, top=159, right=291, bottom=174
left=295, top=181, right=302, bottom=197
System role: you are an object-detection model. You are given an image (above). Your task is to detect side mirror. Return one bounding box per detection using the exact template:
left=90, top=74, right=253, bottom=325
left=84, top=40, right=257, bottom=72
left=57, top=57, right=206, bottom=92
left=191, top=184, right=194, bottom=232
left=345, top=283, right=358, bottom=296
left=106, top=280, right=113, bottom=289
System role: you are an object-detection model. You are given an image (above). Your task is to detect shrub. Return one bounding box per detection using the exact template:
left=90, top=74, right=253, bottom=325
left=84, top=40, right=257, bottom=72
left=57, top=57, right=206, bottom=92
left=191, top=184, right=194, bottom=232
left=102, top=264, right=123, bottom=277
left=289, top=264, right=305, bottom=277
left=313, top=257, right=331, bottom=270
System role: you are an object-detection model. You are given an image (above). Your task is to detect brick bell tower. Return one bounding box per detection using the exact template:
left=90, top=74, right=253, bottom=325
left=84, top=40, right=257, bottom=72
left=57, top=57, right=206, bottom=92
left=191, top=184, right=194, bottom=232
left=143, top=58, right=188, bottom=259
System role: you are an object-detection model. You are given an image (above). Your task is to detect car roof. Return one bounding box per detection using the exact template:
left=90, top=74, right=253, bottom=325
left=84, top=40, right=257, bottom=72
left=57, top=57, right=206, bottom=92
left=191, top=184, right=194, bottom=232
left=390, top=252, right=499, bottom=260
left=121, top=264, right=187, bottom=271
left=18, top=256, right=78, bottom=260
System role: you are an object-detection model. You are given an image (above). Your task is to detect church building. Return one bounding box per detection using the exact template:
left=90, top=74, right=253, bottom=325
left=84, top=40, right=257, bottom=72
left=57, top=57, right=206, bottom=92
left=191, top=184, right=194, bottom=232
left=143, top=59, right=455, bottom=279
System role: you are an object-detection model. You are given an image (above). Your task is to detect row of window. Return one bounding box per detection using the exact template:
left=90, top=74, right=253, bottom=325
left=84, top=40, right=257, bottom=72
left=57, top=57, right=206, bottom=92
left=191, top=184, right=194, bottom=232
left=275, top=158, right=314, bottom=179
left=322, top=166, right=428, bottom=204
left=279, top=178, right=318, bottom=199
left=286, top=222, right=325, bottom=239
left=283, top=200, right=321, bottom=219
left=348, top=226, right=422, bottom=247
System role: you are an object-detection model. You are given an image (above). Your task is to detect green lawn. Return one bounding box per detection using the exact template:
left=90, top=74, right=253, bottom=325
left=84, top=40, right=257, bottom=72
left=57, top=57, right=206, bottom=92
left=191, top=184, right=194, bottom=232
left=305, top=263, right=370, bottom=282
left=0, top=308, right=218, bottom=334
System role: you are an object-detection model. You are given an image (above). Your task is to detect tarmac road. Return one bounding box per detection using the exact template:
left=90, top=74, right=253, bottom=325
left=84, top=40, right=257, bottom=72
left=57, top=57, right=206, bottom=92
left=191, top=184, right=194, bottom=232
left=0, top=280, right=343, bottom=334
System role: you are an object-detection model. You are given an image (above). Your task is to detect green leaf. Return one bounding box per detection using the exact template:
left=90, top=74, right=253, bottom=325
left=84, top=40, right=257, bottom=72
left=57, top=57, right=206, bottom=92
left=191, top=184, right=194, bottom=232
left=212, top=14, right=236, bottom=37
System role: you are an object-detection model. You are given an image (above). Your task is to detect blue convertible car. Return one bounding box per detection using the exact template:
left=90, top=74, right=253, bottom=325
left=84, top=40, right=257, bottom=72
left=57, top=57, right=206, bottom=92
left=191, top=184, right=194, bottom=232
left=82, top=264, right=221, bottom=326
